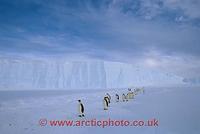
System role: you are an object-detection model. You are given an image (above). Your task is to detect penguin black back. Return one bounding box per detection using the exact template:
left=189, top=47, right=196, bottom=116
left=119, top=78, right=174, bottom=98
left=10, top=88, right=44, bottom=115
left=80, top=103, right=84, bottom=113
left=104, top=97, right=108, bottom=107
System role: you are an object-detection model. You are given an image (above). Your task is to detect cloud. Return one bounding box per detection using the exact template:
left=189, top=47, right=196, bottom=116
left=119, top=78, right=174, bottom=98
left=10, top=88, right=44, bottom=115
left=163, top=0, right=200, bottom=19
left=0, top=0, right=200, bottom=78
left=107, top=0, right=200, bottom=22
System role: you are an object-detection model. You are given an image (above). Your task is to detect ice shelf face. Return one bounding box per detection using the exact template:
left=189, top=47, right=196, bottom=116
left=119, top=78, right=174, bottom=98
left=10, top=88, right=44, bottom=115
left=0, top=57, right=184, bottom=90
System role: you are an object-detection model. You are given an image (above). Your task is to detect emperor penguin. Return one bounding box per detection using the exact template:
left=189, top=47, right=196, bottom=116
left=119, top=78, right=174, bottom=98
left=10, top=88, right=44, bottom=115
left=103, top=97, right=108, bottom=110
left=127, top=88, right=131, bottom=99
left=115, top=94, right=119, bottom=102
left=134, top=88, right=138, bottom=95
left=78, top=100, right=84, bottom=117
left=126, top=93, right=129, bottom=101
left=105, top=96, right=110, bottom=107
left=106, top=93, right=111, bottom=103
left=122, top=93, right=126, bottom=102
left=131, top=90, right=134, bottom=99
left=128, top=89, right=134, bottom=99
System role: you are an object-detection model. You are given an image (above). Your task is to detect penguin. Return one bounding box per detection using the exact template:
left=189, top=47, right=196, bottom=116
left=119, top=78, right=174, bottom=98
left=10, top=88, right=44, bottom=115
left=134, top=88, right=138, bottom=95
left=115, top=94, right=119, bottom=102
left=128, top=89, right=134, bottom=99
left=105, top=96, right=110, bottom=107
left=127, top=89, right=131, bottom=99
left=122, top=93, right=126, bottom=102
left=106, top=93, right=111, bottom=103
left=103, top=97, right=108, bottom=110
left=126, top=93, right=129, bottom=101
left=131, top=91, right=134, bottom=99
left=78, top=100, right=84, bottom=117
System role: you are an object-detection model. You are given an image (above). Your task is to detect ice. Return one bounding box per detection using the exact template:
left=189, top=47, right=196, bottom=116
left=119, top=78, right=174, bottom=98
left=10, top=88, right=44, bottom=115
left=0, top=87, right=200, bottom=134
left=0, top=57, right=184, bottom=90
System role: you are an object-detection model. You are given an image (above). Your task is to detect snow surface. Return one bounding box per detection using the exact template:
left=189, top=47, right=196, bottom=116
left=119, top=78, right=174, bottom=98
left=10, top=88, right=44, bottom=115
left=0, top=87, right=200, bottom=134
left=0, top=57, right=184, bottom=90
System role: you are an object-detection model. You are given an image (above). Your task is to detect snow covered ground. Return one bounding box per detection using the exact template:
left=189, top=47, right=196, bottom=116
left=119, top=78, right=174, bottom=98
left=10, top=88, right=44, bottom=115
left=0, top=87, right=200, bottom=134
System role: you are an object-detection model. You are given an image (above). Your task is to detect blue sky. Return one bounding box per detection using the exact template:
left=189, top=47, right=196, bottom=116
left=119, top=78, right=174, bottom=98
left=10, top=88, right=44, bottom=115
left=0, top=0, right=200, bottom=79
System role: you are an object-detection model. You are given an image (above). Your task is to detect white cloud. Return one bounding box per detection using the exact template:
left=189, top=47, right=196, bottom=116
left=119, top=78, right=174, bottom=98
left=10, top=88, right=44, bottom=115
left=162, top=0, right=200, bottom=19
left=108, top=0, right=200, bottom=20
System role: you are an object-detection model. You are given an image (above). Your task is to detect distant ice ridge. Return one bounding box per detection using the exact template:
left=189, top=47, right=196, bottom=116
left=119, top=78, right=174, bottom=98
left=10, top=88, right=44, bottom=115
left=0, top=57, right=184, bottom=90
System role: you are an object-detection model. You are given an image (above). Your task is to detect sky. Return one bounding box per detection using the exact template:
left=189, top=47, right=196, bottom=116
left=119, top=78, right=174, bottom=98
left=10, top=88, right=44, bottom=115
left=0, top=0, right=200, bottom=79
